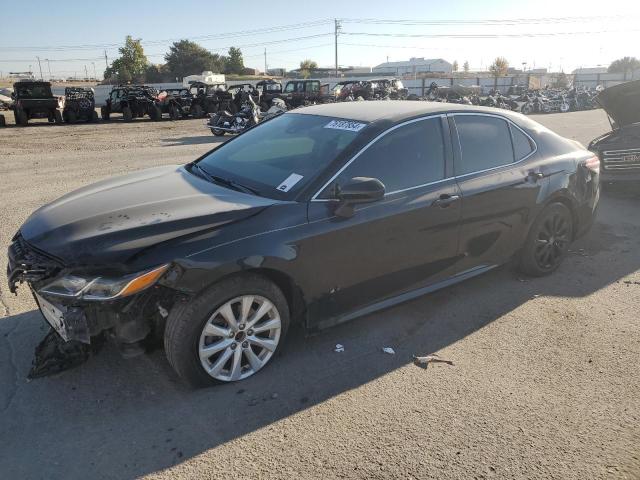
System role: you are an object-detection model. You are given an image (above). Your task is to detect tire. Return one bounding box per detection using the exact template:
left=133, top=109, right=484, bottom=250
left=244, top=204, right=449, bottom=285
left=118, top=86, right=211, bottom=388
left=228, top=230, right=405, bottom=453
left=560, top=102, right=570, bottom=113
left=164, top=274, right=290, bottom=387
left=169, top=104, right=180, bottom=121
left=66, top=110, right=77, bottom=124
left=212, top=129, right=225, bottom=136
left=122, top=106, right=133, bottom=122
left=191, top=104, right=205, bottom=118
left=521, top=104, right=533, bottom=115
left=519, top=203, right=574, bottom=277
left=0, top=115, right=5, bottom=127
left=260, top=101, right=269, bottom=112
left=101, top=106, right=110, bottom=121
left=15, top=109, right=28, bottom=126
left=150, top=105, right=162, bottom=121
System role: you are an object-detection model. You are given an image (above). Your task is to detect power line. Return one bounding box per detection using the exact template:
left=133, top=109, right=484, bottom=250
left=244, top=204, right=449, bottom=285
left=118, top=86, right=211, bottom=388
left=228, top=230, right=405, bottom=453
left=0, top=19, right=334, bottom=52
left=340, top=15, right=636, bottom=26
left=340, top=28, right=640, bottom=39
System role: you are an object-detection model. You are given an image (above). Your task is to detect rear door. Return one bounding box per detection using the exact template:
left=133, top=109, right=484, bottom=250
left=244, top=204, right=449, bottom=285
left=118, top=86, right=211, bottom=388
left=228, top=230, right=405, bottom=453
left=450, top=113, right=543, bottom=273
left=304, top=115, right=462, bottom=323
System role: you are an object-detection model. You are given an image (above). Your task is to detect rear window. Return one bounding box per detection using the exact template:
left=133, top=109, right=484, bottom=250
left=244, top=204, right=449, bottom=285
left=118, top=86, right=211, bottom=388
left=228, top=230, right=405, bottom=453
left=510, top=124, right=535, bottom=160
left=454, top=115, right=514, bottom=175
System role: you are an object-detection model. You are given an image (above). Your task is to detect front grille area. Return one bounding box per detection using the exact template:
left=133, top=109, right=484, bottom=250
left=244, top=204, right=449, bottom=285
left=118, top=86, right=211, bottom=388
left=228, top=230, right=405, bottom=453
left=7, top=232, right=63, bottom=293
left=602, top=148, right=640, bottom=171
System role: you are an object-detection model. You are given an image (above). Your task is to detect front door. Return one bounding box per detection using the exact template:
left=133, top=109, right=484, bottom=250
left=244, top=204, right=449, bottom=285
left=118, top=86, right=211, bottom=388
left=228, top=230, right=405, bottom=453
left=302, top=115, right=463, bottom=325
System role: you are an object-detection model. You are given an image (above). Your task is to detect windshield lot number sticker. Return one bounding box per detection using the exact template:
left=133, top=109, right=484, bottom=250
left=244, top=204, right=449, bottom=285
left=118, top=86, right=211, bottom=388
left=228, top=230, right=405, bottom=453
left=324, top=120, right=367, bottom=132
left=277, top=173, right=304, bottom=192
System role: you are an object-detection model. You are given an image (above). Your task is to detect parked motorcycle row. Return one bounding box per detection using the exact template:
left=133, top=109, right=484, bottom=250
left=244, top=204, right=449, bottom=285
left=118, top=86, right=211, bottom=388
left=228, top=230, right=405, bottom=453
left=423, top=82, right=601, bottom=115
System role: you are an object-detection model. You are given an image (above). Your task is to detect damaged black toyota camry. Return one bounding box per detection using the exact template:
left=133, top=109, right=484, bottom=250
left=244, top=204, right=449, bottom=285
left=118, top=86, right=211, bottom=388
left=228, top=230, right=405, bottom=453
left=7, top=102, right=600, bottom=386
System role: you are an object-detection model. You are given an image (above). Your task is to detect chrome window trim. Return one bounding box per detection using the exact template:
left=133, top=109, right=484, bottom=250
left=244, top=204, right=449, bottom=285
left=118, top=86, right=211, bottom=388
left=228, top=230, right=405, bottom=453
left=310, top=114, right=448, bottom=201
left=449, top=112, right=538, bottom=179
left=310, top=111, right=539, bottom=201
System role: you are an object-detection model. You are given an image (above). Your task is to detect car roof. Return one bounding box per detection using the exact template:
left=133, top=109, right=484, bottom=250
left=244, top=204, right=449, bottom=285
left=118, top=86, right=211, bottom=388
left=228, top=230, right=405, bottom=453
left=292, top=101, right=514, bottom=123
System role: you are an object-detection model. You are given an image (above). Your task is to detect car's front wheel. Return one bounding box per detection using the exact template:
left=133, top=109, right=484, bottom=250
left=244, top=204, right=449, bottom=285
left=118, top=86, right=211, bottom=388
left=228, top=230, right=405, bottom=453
left=164, top=274, right=290, bottom=387
left=519, top=202, right=574, bottom=276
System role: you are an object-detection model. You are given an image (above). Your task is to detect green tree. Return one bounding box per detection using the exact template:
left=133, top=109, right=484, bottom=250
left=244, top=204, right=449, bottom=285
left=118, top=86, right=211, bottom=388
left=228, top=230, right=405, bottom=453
left=104, top=36, right=148, bottom=83
left=225, top=47, right=245, bottom=75
left=452, top=60, right=459, bottom=72
left=463, top=60, right=470, bottom=73
left=608, top=56, right=640, bottom=80
left=146, top=64, right=170, bottom=83
left=299, top=59, right=318, bottom=79
left=165, top=40, right=226, bottom=78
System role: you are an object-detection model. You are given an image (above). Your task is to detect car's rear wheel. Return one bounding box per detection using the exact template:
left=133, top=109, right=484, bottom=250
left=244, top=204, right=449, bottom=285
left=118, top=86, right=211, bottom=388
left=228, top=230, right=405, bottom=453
left=15, top=109, right=28, bottom=126
left=122, top=106, right=133, bottom=122
left=191, top=104, right=205, bottom=118
left=169, top=104, right=180, bottom=120
left=67, top=110, right=77, bottom=124
left=519, top=203, right=573, bottom=276
left=101, top=106, right=110, bottom=121
left=164, top=274, right=290, bottom=387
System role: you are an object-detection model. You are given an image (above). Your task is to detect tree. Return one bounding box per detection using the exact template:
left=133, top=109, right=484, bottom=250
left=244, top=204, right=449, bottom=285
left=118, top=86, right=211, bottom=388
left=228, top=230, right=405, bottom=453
left=463, top=60, right=470, bottom=73
left=608, top=56, right=640, bottom=80
left=225, top=47, right=244, bottom=75
left=452, top=60, right=458, bottom=72
left=299, top=59, right=318, bottom=79
left=489, top=57, right=509, bottom=77
left=104, top=36, right=148, bottom=83
left=146, top=64, right=170, bottom=83
left=164, top=40, right=226, bottom=79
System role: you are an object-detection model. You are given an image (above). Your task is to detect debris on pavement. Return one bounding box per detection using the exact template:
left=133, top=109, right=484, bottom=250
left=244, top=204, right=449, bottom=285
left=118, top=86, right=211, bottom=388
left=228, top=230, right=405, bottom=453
left=334, top=343, right=344, bottom=353
left=28, top=328, right=100, bottom=379
left=382, top=347, right=395, bottom=355
left=413, top=353, right=454, bottom=369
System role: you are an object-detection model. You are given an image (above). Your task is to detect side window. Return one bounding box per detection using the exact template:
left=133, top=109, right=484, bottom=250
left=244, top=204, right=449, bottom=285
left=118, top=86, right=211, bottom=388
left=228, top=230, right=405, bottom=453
left=510, top=124, right=535, bottom=160
left=454, top=115, right=514, bottom=175
left=307, top=82, right=320, bottom=93
left=320, top=118, right=446, bottom=197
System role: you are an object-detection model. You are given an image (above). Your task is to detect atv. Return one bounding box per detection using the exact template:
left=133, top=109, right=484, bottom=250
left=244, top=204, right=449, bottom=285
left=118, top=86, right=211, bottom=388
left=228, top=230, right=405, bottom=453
left=63, top=87, right=98, bottom=123
left=188, top=82, right=227, bottom=117
left=157, top=88, right=193, bottom=120
left=255, top=79, right=282, bottom=111
left=101, top=85, right=162, bottom=122
left=11, top=81, right=64, bottom=126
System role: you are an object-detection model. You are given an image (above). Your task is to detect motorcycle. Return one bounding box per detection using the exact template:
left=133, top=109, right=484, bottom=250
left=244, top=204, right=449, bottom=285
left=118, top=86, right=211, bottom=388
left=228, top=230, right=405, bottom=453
left=207, top=92, right=260, bottom=137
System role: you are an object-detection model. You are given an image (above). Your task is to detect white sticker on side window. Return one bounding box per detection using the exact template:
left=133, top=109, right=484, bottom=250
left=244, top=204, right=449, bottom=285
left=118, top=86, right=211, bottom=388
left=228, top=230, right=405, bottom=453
left=276, top=173, right=304, bottom=192
left=324, top=120, right=367, bottom=132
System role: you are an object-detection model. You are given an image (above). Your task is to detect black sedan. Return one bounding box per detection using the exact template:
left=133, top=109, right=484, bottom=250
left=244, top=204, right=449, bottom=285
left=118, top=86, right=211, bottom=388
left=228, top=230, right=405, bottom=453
left=7, top=102, right=600, bottom=386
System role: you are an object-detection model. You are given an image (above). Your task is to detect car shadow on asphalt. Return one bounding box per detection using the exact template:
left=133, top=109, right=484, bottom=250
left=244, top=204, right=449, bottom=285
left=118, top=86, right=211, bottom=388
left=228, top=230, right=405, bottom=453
left=0, top=192, right=639, bottom=479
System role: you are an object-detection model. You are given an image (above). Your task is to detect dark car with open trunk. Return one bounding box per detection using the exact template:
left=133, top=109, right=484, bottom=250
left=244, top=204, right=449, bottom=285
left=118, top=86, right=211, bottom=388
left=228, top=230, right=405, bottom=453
left=588, top=79, right=640, bottom=183
left=8, top=102, right=600, bottom=386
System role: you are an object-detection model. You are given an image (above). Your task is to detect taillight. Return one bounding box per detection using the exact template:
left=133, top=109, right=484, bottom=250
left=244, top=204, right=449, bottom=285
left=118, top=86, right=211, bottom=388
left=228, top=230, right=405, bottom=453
left=583, top=155, right=600, bottom=174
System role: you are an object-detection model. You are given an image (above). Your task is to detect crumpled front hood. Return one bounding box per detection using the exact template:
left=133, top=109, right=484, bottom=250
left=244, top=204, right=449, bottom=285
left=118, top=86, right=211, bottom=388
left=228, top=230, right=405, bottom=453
left=596, top=79, right=640, bottom=128
left=20, top=165, right=275, bottom=267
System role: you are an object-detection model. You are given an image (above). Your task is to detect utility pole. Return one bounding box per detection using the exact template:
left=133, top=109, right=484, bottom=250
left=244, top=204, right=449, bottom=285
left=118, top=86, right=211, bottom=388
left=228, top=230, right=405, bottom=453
left=264, top=48, right=267, bottom=75
left=45, top=59, right=52, bottom=80
left=36, top=56, right=43, bottom=80
left=104, top=50, right=109, bottom=69
left=92, top=62, right=97, bottom=80
left=84, top=65, right=88, bottom=80
left=334, top=19, right=340, bottom=78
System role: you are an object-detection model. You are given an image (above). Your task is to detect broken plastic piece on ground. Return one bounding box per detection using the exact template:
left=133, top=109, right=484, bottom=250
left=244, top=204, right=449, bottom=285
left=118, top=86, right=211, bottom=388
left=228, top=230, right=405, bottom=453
left=382, top=347, right=395, bottom=354
left=28, top=328, right=100, bottom=379
left=413, top=353, right=454, bottom=369
left=334, top=343, right=344, bottom=353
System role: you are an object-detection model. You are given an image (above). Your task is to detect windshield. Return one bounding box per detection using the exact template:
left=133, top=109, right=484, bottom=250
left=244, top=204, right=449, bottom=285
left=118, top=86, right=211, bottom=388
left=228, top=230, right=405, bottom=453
left=195, top=113, right=367, bottom=198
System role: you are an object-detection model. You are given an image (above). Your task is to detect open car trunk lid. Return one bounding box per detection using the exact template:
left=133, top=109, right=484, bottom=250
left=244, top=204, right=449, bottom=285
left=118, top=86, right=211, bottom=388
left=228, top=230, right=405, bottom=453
left=596, top=79, right=640, bottom=128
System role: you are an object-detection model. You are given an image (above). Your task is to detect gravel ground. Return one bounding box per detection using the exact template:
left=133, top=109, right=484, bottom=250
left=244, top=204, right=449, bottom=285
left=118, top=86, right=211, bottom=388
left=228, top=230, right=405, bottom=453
left=0, top=110, right=638, bottom=480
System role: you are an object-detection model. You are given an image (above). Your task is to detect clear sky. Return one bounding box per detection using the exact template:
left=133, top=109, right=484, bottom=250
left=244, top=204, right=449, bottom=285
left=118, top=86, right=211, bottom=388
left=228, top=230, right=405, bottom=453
left=0, top=0, right=638, bottom=79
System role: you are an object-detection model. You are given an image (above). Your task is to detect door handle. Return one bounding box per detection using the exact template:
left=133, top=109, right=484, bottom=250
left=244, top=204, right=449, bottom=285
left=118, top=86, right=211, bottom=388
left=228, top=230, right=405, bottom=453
left=433, top=194, right=460, bottom=208
left=526, top=171, right=544, bottom=182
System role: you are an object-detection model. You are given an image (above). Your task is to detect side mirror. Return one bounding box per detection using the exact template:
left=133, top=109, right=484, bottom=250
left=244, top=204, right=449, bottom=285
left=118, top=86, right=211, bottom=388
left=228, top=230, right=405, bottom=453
left=334, top=177, right=385, bottom=218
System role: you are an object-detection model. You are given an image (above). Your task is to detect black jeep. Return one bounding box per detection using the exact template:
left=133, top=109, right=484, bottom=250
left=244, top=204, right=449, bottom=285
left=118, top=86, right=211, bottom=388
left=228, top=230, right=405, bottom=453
left=11, top=81, right=64, bottom=126
left=281, top=80, right=329, bottom=108
left=188, top=82, right=227, bottom=117
left=158, top=88, right=193, bottom=120
left=101, top=85, right=162, bottom=122
left=63, top=87, right=98, bottom=123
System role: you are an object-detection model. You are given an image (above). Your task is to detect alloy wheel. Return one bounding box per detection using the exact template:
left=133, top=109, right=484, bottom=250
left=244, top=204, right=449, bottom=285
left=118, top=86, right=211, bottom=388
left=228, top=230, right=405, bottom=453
left=534, top=212, right=570, bottom=270
left=198, top=295, right=281, bottom=382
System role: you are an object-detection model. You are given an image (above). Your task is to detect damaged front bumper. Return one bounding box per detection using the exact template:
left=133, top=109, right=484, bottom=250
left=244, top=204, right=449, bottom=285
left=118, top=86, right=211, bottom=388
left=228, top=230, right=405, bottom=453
left=7, top=233, right=178, bottom=350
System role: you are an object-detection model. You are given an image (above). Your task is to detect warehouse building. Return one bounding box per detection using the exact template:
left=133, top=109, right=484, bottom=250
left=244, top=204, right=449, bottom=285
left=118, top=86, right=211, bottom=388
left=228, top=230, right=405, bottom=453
left=372, top=58, right=453, bottom=75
